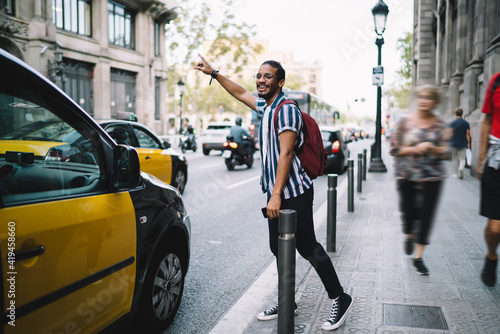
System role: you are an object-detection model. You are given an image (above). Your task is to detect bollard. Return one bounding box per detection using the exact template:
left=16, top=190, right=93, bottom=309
left=357, top=153, right=363, bottom=193
left=347, top=160, right=354, bottom=212
left=278, top=209, right=296, bottom=334
left=363, top=149, right=367, bottom=180
left=327, top=174, right=338, bottom=252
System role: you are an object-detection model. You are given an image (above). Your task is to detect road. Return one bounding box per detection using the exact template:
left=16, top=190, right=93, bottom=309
left=163, top=139, right=371, bottom=334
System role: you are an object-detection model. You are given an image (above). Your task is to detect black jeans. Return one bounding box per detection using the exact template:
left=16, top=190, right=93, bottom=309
left=267, top=185, right=343, bottom=299
left=397, top=179, right=443, bottom=245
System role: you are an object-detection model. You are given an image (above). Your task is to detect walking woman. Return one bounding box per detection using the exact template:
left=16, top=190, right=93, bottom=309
left=390, top=85, right=449, bottom=275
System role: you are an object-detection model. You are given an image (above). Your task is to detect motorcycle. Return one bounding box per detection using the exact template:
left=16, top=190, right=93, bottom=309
left=179, top=133, right=197, bottom=153
left=223, top=135, right=254, bottom=170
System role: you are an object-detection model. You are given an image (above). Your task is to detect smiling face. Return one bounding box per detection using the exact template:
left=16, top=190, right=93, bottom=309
left=256, top=64, right=284, bottom=104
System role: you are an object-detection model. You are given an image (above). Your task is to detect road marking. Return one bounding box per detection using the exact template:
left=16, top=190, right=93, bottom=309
left=198, top=162, right=224, bottom=169
left=225, top=175, right=261, bottom=189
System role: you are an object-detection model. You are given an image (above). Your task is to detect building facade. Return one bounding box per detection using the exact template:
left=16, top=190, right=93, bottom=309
left=0, top=0, right=177, bottom=134
left=413, top=0, right=500, bottom=175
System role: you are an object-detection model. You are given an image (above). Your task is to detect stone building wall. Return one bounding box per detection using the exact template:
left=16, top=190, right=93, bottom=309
left=413, top=0, right=500, bottom=176
left=0, top=0, right=177, bottom=135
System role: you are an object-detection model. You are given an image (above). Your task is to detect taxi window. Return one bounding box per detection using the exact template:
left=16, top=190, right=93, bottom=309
left=132, top=126, right=161, bottom=149
left=105, top=124, right=134, bottom=146
left=0, top=92, right=103, bottom=207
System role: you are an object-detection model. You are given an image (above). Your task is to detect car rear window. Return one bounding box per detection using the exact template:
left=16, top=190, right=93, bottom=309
left=207, top=125, right=231, bottom=130
left=321, top=130, right=340, bottom=142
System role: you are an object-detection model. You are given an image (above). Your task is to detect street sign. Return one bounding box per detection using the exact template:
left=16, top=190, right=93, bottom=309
left=372, top=66, right=384, bottom=86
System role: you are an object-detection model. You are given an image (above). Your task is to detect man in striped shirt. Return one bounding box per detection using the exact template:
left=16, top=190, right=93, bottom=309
left=195, top=55, right=352, bottom=330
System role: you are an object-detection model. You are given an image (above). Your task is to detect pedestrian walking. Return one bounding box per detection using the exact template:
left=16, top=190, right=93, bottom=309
left=477, top=72, right=500, bottom=287
left=195, top=55, right=353, bottom=331
left=449, top=107, right=471, bottom=179
left=389, top=85, right=449, bottom=275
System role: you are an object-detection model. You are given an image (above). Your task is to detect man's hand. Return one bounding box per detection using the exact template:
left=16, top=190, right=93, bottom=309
left=194, top=54, right=213, bottom=76
left=267, top=194, right=281, bottom=220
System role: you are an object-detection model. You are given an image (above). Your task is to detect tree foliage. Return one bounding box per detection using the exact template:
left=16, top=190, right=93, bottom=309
left=387, top=32, right=412, bottom=110
left=165, top=0, right=263, bottom=117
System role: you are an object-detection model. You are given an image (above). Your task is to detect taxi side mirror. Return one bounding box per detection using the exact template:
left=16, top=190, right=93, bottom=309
left=163, top=141, right=171, bottom=149
left=113, top=145, right=141, bottom=189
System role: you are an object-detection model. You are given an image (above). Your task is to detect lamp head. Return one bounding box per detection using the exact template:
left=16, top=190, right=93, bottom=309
left=54, top=49, right=63, bottom=63
left=372, top=0, right=389, bottom=36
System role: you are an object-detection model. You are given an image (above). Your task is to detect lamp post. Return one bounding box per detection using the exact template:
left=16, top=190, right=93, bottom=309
left=177, top=79, right=185, bottom=134
left=368, top=0, right=389, bottom=173
left=48, top=47, right=65, bottom=86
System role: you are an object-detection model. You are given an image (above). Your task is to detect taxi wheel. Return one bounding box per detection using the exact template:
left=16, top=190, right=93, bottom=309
left=138, top=244, right=186, bottom=332
left=172, top=169, right=186, bottom=194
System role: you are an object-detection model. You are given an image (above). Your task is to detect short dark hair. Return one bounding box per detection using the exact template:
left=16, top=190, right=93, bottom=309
left=261, top=60, right=285, bottom=80
left=454, top=107, right=463, bottom=117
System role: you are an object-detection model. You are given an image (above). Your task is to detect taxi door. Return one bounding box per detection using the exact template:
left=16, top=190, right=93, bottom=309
left=131, top=125, right=172, bottom=184
left=0, top=92, right=137, bottom=333
left=1, top=194, right=137, bottom=334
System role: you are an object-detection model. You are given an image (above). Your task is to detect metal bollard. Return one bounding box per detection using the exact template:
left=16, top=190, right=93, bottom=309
left=278, top=209, right=296, bottom=334
left=327, top=174, right=337, bottom=252
left=363, top=149, right=367, bottom=180
left=357, top=153, right=363, bottom=193
left=348, top=159, right=354, bottom=212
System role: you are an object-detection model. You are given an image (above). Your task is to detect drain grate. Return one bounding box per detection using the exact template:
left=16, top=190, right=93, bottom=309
left=383, top=303, right=449, bottom=330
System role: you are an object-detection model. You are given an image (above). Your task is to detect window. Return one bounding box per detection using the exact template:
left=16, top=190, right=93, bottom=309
left=155, top=77, right=160, bottom=120
left=108, top=1, right=135, bottom=49
left=105, top=124, right=133, bottom=145
left=110, top=68, right=136, bottom=118
left=0, top=92, right=103, bottom=206
left=154, top=21, right=160, bottom=57
left=3, top=0, right=15, bottom=15
left=52, top=0, right=91, bottom=36
left=132, top=126, right=161, bottom=149
left=62, top=59, right=95, bottom=116
left=309, top=74, right=316, bottom=83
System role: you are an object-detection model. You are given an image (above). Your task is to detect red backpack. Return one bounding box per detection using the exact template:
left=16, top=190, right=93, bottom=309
left=274, top=99, right=327, bottom=179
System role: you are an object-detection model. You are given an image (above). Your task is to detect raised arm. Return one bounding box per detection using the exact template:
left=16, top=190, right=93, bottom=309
left=195, top=54, right=256, bottom=111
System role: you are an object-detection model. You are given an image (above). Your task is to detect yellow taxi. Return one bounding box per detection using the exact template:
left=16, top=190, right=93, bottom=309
left=100, top=120, right=188, bottom=194
left=0, top=49, right=191, bottom=333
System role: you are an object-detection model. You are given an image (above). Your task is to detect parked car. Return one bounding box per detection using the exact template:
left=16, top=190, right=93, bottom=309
left=0, top=49, right=191, bottom=333
left=336, top=125, right=353, bottom=143
left=200, top=121, right=250, bottom=155
left=320, top=126, right=350, bottom=174
left=100, top=120, right=188, bottom=194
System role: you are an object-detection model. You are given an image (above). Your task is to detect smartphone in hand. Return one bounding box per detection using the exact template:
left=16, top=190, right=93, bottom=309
left=261, top=207, right=268, bottom=218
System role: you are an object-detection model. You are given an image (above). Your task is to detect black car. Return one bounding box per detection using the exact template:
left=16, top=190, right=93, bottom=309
left=320, top=126, right=350, bottom=174
left=0, top=49, right=190, bottom=333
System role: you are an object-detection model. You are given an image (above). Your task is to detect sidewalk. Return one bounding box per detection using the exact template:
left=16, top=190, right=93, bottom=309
left=210, top=141, right=500, bottom=334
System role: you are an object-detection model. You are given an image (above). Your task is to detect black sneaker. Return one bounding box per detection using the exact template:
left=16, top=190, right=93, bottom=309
left=414, top=258, right=429, bottom=275
left=256, top=302, right=297, bottom=321
left=481, top=257, right=498, bottom=287
left=404, top=237, right=414, bottom=255
left=321, top=293, right=353, bottom=331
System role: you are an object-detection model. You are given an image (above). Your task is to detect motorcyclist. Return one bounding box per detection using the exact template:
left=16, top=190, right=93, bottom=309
left=181, top=125, right=196, bottom=150
left=229, top=117, right=252, bottom=158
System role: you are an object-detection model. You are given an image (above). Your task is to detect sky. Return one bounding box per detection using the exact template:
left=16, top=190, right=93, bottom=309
left=204, top=0, right=414, bottom=119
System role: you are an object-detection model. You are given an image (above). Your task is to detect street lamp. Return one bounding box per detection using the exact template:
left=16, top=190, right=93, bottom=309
left=368, top=0, right=389, bottom=173
left=177, top=79, right=185, bottom=134
left=48, top=47, right=65, bottom=86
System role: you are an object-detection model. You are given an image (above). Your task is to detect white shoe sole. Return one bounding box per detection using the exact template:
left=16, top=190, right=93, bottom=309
left=321, top=299, right=354, bottom=330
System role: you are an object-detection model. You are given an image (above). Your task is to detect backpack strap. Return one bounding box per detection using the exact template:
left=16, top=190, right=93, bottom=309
left=273, top=99, right=299, bottom=133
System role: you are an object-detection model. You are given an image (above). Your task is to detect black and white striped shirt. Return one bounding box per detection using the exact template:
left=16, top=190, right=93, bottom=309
left=256, top=92, right=312, bottom=199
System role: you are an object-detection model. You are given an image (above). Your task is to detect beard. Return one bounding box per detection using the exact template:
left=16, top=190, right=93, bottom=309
left=257, top=85, right=278, bottom=100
